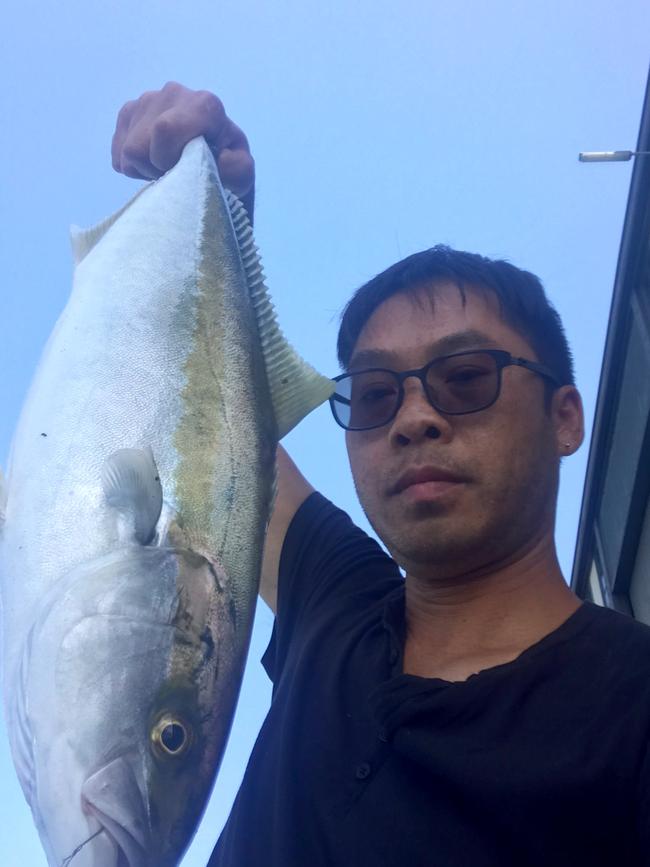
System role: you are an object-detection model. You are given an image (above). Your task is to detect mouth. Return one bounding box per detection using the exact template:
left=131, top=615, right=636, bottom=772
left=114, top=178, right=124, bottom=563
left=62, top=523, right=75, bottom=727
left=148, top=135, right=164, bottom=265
left=60, top=821, right=138, bottom=867
left=82, top=804, right=147, bottom=867
left=79, top=757, right=150, bottom=867
left=60, top=828, right=104, bottom=866
left=390, top=465, right=467, bottom=498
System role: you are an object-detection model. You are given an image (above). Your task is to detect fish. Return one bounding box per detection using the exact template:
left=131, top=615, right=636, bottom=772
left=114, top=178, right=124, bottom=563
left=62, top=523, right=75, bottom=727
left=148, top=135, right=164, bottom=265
left=0, top=136, right=334, bottom=867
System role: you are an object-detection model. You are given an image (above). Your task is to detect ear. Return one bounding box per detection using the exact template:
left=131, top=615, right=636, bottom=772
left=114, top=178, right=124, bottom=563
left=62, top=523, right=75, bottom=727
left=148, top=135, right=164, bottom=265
left=551, top=385, right=584, bottom=457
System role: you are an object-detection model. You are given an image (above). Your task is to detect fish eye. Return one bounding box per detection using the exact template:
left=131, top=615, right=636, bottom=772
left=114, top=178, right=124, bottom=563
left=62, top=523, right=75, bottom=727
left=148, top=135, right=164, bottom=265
left=151, top=716, right=191, bottom=757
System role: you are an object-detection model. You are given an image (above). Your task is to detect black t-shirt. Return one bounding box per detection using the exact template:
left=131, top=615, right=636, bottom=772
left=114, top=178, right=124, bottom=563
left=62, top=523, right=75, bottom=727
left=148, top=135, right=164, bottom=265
left=209, top=493, right=650, bottom=866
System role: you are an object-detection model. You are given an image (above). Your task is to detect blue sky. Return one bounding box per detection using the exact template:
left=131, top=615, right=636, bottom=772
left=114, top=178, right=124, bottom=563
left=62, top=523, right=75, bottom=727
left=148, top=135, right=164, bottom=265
left=0, top=1, right=648, bottom=864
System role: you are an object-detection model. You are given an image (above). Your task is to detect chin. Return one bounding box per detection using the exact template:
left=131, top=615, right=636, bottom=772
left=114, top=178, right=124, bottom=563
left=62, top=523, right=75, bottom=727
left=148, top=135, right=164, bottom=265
left=374, top=507, right=499, bottom=577
left=395, top=538, right=476, bottom=574
left=378, top=520, right=470, bottom=568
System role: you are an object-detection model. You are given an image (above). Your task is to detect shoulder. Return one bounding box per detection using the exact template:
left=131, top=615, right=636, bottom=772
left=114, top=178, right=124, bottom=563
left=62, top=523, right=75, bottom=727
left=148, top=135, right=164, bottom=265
left=575, top=602, right=650, bottom=687
left=264, top=493, right=402, bottom=684
left=581, top=601, right=650, bottom=647
left=278, top=491, right=402, bottom=616
left=281, top=491, right=399, bottom=590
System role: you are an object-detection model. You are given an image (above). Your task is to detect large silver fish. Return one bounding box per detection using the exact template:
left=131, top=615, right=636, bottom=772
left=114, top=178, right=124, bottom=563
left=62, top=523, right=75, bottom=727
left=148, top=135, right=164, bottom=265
left=0, top=137, right=333, bottom=867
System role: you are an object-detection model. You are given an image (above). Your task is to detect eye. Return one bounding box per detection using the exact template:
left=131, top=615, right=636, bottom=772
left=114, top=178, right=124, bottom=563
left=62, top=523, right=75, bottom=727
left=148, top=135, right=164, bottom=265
left=351, top=376, right=397, bottom=403
left=151, top=716, right=191, bottom=757
left=360, top=385, right=396, bottom=404
left=445, top=366, right=490, bottom=384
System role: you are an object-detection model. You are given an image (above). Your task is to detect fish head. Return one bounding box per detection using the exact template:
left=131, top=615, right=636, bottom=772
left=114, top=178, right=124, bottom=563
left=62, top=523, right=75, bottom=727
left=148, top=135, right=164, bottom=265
left=22, top=545, right=238, bottom=867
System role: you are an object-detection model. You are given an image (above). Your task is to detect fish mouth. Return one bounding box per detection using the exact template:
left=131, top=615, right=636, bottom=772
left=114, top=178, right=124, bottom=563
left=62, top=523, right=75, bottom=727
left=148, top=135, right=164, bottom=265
left=80, top=757, right=150, bottom=867
left=81, top=805, right=145, bottom=867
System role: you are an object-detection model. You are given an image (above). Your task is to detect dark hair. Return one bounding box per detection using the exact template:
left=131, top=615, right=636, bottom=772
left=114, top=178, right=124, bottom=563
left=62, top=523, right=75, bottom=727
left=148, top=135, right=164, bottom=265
left=337, top=245, right=575, bottom=387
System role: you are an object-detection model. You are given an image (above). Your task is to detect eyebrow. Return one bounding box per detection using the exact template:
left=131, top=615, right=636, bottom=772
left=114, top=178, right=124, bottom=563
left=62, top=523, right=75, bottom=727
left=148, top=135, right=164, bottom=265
left=347, top=329, right=500, bottom=371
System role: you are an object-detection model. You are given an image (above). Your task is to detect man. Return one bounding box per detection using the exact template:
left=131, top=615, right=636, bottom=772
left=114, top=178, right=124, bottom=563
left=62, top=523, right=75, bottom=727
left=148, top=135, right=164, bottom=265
left=113, top=83, right=650, bottom=865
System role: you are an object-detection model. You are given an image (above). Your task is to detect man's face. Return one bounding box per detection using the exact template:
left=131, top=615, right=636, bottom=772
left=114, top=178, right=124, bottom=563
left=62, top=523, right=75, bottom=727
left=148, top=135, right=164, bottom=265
left=345, top=282, right=581, bottom=581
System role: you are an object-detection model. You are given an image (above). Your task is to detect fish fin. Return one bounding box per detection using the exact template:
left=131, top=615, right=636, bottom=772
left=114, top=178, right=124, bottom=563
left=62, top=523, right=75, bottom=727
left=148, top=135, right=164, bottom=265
left=70, top=182, right=153, bottom=265
left=0, top=465, right=7, bottom=529
left=226, top=191, right=335, bottom=438
left=101, top=447, right=163, bottom=545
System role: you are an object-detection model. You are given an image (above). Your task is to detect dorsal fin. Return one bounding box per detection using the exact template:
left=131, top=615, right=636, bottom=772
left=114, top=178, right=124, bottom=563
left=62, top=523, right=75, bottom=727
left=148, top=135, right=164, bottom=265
left=70, top=182, right=153, bottom=265
left=101, top=447, right=163, bottom=545
left=225, top=191, right=335, bottom=438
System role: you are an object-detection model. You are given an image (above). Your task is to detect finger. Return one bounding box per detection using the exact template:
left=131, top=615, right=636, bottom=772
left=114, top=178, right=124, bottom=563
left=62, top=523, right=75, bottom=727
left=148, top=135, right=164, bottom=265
left=219, top=119, right=250, bottom=153
left=111, top=100, right=136, bottom=172
left=113, top=88, right=172, bottom=179
left=210, top=119, right=254, bottom=194
left=119, top=123, right=162, bottom=180
left=148, top=109, right=212, bottom=173
left=148, top=92, right=227, bottom=173
left=120, top=152, right=160, bottom=180
left=118, top=162, right=156, bottom=181
left=216, top=149, right=255, bottom=198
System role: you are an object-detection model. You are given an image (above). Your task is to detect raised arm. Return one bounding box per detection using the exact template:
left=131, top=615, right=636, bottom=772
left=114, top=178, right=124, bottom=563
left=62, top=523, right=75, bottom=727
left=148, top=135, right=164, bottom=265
left=112, top=83, right=314, bottom=613
left=259, top=447, right=314, bottom=612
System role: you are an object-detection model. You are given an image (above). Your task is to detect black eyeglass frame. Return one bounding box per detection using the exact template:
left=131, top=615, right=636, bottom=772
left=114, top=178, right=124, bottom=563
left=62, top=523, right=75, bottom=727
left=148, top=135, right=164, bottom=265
left=329, top=349, right=561, bottom=431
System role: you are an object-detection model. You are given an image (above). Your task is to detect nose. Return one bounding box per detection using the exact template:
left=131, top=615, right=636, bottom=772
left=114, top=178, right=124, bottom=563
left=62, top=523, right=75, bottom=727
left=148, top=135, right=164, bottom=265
left=388, top=377, right=452, bottom=447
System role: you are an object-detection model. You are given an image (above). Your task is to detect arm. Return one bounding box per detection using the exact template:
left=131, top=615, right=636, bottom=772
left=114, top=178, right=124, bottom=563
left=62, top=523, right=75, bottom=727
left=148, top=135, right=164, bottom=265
left=259, top=446, right=314, bottom=614
left=112, top=84, right=313, bottom=613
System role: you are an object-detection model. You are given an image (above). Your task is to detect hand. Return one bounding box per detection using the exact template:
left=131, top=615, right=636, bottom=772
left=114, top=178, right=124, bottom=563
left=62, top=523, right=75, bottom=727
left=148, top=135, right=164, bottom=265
left=111, top=81, right=255, bottom=219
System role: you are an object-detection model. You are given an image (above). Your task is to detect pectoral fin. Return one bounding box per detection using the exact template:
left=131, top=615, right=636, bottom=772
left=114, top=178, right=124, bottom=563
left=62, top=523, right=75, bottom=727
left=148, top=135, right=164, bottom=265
left=101, top=448, right=163, bottom=545
left=226, top=190, right=335, bottom=438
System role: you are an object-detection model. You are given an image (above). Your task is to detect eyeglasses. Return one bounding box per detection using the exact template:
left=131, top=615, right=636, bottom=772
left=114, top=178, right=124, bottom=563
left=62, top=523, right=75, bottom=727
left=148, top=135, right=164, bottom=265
left=329, top=349, right=560, bottom=431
